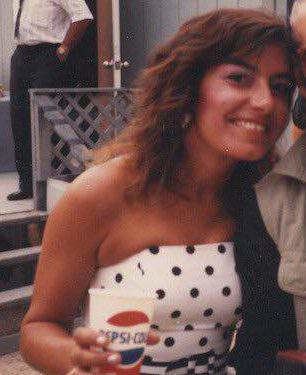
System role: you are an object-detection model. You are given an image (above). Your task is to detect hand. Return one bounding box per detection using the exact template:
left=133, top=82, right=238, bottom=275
left=67, top=327, right=160, bottom=374
left=56, top=44, right=69, bottom=63
left=68, top=327, right=121, bottom=374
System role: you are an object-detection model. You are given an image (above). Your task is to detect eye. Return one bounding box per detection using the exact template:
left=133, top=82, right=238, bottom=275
left=272, top=81, right=294, bottom=99
left=227, top=72, right=251, bottom=85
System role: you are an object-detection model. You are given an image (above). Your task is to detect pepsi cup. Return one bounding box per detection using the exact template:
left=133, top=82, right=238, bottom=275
left=88, top=288, right=155, bottom=374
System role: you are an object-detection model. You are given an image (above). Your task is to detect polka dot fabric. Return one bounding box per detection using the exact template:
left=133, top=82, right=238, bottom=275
left=88, top=242, right=242, bottom=374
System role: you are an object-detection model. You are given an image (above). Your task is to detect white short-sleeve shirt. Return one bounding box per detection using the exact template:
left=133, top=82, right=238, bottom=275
left=16, top=0, right=93, bottom=45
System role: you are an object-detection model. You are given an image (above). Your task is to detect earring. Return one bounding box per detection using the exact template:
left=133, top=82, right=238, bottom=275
left=182, top=113, right=192, bottom=129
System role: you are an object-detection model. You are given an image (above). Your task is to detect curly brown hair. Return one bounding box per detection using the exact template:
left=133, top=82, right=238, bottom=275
left=96, top=7, right=297, bottom=196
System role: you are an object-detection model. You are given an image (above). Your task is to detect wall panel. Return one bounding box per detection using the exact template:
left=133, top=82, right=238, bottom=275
left=238, top=0, right=263, bottom=7
left=275, top=0, right=288, bottom=15
left=120, top=0, right=146, bottom=86
left=219, top=0, right=239, bottom=8
left=198, top=0, right=218, bottom=13
left=143, top=0, right=162, bottom=51
left=178, top=0, right=198, bottom=23
left=120, top=0, right=288, bottom=86
left=160, top=0, right=180, bottom=41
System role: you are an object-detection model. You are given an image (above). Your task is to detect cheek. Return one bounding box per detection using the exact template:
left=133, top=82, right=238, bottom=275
left=205, top=86, right=239, bottom=108
left=198, top=88, right=241, bottom=120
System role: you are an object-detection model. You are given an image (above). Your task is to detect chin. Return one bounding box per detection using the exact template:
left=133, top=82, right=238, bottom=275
left=230, top=147, right=269, bottom=162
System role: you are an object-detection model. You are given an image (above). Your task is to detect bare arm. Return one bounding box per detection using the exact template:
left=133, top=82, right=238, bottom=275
left=57, top=19, right=92, bottom=61
left=20, top=171, right=110, bottom=374
left=62, top=19, right=92, bottom=51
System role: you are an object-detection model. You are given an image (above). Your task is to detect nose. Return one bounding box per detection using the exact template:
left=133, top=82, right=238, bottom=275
left=249, top=79, right=274, bottom=114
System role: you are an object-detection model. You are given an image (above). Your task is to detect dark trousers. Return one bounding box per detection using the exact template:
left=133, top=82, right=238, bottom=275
left=10, top=43, right=76, bottom=193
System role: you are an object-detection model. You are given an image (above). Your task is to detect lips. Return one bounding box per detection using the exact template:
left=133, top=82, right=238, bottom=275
left=107, top=311, right=149, bottom=327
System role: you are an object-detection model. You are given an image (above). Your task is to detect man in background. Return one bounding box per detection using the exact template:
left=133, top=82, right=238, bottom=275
left=8, top=0, right=93, bottom=201
left=256, top=0, right=306, bottom=350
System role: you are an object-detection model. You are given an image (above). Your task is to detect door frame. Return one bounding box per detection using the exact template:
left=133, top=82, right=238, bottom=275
left=97, top=0, right=114, bottom=87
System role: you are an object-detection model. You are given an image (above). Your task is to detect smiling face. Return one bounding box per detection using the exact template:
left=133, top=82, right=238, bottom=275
left=192, top=44, right=294, bottom=162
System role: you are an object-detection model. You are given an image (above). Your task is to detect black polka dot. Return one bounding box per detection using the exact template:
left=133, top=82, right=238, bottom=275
left=150, top=324, right=159, bottom=330
left=235, top=306, right=242, bottom=315
left=203, top=308, right=213, bottom=317
left=190, top=288, right=199, bottom=298
left=164, top=337, right=175, bottom=347
left=222, top=287, right=231, bottom=296
left=100, top=285, right=105, bottom=289
left=144, top=355, right=153, bottom=363
left=149, top=246, right=159, bottom=254
left=215, top=322, right=222, bottom=329
left=171, top=310, right=181, bottom=319
left=205, top=266, right=214, bottom=275
left=172, top=266, right=182, bottom=276
left=199, top=337, right=208, bottom=346
left=184, top=324, right=194, bottom=331
left=115, top=273, right=123, bottom=283
left=218, top=244, right=226, bottom=254
left=208, top=364, right=215, bottom=371
left=156, top=289, right=165, bottom=299
left=186, top=245, right=195, bottom=254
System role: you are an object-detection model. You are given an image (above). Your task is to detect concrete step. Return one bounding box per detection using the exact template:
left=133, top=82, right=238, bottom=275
left=0, top=246, right=40, bottom=267
left=0, top=210, right=47, bottom=226
left=0, top=286, right=33, bottom=355
left=0, top=285, right=83, bottom=355
left=0, top=285, right=33, bottom=309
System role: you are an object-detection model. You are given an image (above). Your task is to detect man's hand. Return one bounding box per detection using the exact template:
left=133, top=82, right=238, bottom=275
left=56, top=44, right=70, bottom=62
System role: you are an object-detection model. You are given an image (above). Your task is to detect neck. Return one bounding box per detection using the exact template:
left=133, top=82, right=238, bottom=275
left=180, top=131, right=236, bottom=201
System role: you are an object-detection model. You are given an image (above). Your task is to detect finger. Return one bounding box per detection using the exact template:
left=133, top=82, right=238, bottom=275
left=71, top=347, right=121, bottom=369
left=147, top=330, right=160, bottom=345
left=73, top=327, right=109, bottom=349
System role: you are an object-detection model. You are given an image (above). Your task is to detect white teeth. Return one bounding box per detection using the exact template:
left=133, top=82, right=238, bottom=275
left=235, top=121, right=265, bottom=132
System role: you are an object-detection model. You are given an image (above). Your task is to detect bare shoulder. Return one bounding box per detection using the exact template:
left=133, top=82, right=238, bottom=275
left=46, top=157, right=133, bottom=241
left=60, top=157, right=131, bottom=211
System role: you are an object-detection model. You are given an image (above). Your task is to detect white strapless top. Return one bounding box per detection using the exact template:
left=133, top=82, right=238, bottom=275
left=87, top=242, right=242, bottom=374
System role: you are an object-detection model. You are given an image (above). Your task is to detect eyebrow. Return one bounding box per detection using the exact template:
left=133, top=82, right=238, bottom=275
left=223, top=56, right=294, bottom=82
left=223, top=57, right=256, bottom=72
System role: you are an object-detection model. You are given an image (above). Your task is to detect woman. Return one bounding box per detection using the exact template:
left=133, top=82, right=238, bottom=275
left=21, top=8, right=298, bottom=375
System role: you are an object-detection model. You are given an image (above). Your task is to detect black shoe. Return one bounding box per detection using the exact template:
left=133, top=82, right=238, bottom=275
left=7, top=191, right=33, bottom=201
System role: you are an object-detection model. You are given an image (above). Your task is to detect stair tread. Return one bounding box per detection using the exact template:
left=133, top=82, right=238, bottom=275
left=0, top=246, right=41, bottom=266
left=0, top=210, right=47, bottom=226
left=0, top=285, right=33, bottom=306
